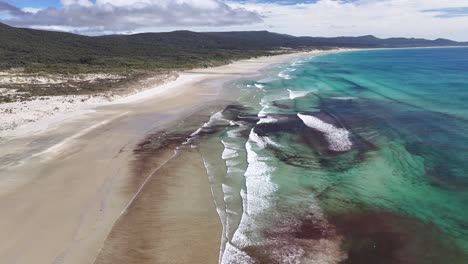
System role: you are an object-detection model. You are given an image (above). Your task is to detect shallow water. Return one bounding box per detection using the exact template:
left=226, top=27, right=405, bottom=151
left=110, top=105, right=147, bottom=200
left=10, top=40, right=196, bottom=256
left=197, top=47, right=468, bottom=263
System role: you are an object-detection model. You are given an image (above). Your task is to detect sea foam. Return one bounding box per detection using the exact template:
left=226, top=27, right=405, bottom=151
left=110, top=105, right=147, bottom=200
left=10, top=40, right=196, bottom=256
left=221, top=134, right=345, bottom=264
left=257, top=115, right=278, bottom=124
left=254, top=83, right=265, bottom=90
left=278, top=71, right=292, bottom=80
left=287, top=89, right=310, bottom=100
left=297, top=113, right=352, bottom=152
left=248, top=129, right=267, bottom=149
left=331, top=96, right=357, bottom=100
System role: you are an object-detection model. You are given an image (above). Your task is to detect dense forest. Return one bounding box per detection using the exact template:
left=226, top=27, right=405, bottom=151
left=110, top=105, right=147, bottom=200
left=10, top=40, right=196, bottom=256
left=1, top=23, right=467, bottom=73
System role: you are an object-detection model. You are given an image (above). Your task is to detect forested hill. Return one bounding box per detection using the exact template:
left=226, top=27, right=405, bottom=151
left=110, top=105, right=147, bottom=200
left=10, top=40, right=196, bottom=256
left=1, top=23, right=466, bottom=73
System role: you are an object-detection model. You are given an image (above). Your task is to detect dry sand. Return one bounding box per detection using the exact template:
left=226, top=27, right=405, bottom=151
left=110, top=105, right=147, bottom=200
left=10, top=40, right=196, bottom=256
left=0, top=50, right=335, bottom=264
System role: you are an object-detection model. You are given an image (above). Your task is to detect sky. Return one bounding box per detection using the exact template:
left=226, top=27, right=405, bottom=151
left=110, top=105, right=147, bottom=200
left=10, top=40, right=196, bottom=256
left=1, top=0, right=468, bottom=41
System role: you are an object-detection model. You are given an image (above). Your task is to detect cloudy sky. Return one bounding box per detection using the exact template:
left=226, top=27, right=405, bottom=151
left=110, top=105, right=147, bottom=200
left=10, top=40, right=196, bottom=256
left=1, top=0, right=468, bottom=40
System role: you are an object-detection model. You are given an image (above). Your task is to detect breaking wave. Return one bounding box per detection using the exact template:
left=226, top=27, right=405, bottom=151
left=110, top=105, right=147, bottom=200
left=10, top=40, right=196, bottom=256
left=297, top=113, right=352, bottom=152
left=287, top=89, right=311, bottom=100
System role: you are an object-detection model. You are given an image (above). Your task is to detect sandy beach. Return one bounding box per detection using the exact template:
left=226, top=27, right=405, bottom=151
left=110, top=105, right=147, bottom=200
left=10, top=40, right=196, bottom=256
left=0, top=50, right=334, bottom=264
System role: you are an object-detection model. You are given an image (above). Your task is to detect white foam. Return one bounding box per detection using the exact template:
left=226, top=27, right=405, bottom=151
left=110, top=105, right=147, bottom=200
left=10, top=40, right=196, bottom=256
left=222, top=148, right=240, bottom=159
left=254, top=83, right=265, bottom=89
left=248, top=129, right=281, bottom=149
left=257, top=77, right=279, bottom=84
left=189, top=127, right=204, bottom=137
left=187, top=111, right=230, bottom=140
left=278, top=71, right=292, bottom=80
left=331, top=96, right=357, bottom=100
left=257, top=94, right=288, bottom=117
left=257, top=116, right=278, bottom=124
left=243, top=135, right=277, bottom=213
left=226, top=166, right=244, bottom=174
left=297, top=113, right=352, bottom=152
left=257, top=98, right=271, bottom=117
left=291, top=60, right=304, bottom=67
left=265, top=137, right=282, bottom=148
left=222, top=243, right=255, bottom=264
left=287, top=89, right=311, bottom=100
left=248, top=129, right=267, bottom=149
left=220, top=127, right=346, bottom=263
left=221, top=135, right=276, bottom=263
left=222, top=140, right=242, bottom=150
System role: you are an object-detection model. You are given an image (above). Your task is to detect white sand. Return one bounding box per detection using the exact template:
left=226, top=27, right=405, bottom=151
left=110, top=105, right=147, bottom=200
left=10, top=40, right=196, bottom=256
left=0, top=71, right=216, bottom=139
left=0, top=95, right=111, bottom=138
left=0, top=73, right=125, bottom=84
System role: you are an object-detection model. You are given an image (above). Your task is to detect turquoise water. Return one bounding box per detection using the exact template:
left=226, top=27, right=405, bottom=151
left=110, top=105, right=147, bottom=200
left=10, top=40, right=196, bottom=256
left=198, top=47, right=468, bottom=263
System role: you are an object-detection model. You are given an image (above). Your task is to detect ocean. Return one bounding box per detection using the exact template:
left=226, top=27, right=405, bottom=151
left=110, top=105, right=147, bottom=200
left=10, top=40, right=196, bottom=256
left=194, top=47, right=468, bottom=263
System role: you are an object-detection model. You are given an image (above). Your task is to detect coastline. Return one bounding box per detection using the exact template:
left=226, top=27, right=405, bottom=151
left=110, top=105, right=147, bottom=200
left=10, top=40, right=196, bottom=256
left=0, top=49, right=352, bottom=141
left=0, top=49, right=347, bottom=264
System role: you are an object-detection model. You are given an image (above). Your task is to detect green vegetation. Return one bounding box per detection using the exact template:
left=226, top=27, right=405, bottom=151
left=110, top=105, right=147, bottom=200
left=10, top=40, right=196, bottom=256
left=1, top=22, right=467, bottom=74
left=0, top=24, right=279, bottom=73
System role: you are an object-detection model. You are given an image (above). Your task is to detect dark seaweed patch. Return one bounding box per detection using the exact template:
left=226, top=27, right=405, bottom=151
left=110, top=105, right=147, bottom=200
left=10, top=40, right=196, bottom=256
left=329, top=211, right=467, bottom=264
left=292, top=215, right=336, bottom=240
left=190, top=103, right=256, bottom=139
left=130, top=130, right=193, bottom=192
left=221, top=104, right=251, bottom=120
left=248, top=111, right=377, bottom=170
left=350, top=133, right=378, bottom=153
left=273, top=149, right=320, bottom=169
left=300, top=127, right=332, bottom=154
left=427, top=164, right=468, bottom=191
left=134, top=131, right=189, bottom=155
left=253, top=114, right=304, bottom=136
left=272, top=100, right=292, bottom=109
left=330, top=76, right=368, bottom=93
left=349, top=85, right=367, bottom=92
left=298, top=111, right=374, bottom=154
left=239, top=209, right=344, bottom=264
left=223, top=104, right=250, bottom=112
left=397, top=112, right=468, bottom=191
left=262, top=213, right=335, bottom=241
left=234, top=114, right=260, bottom=124
left=331, top=69, right=354, bottom=74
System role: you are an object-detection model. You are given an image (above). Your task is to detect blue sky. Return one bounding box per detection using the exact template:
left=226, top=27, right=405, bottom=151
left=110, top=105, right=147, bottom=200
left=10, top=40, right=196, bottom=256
left=5, top=0, right=318, bottom=8
left=6, top=0, right=60, bottom=8
left=1, top=0, right=468, bottom=41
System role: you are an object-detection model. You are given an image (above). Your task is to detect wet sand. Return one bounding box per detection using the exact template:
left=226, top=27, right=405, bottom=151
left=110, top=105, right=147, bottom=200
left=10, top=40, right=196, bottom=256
left=95, top=147, right=222, bottom=264
left=0, top=51, right=327, bottom=264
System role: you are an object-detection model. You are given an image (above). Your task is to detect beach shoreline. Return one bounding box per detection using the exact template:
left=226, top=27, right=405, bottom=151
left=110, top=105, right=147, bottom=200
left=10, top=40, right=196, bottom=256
left=0, top=49, right=353, bottom=141
left=0, top=49, right=349, bottom=264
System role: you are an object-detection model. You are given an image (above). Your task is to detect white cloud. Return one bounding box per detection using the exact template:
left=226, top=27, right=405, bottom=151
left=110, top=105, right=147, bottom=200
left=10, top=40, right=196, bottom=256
left=1, top=0, right=261, bottom=34
left=21, top=7, right=42, bottom=14
left=1, top=0, right=468, bottom=40
left=225, top=0, right=468, bottom=41
left=60, top=0, right=94, bottom=7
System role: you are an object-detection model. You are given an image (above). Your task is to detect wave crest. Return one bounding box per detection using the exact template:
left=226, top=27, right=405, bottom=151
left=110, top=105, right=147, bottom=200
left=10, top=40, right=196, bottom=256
left=297, top=113, right=352, bottom=152
left=287, top=89, right=310, bottom=100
